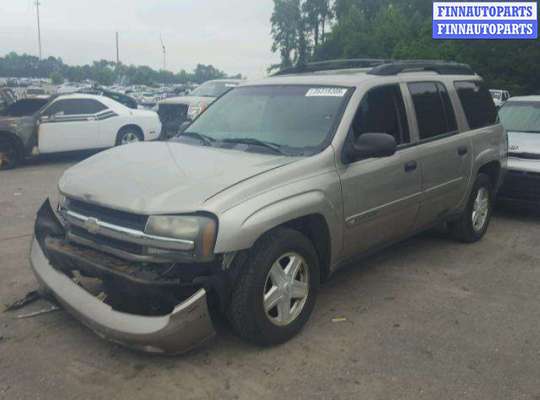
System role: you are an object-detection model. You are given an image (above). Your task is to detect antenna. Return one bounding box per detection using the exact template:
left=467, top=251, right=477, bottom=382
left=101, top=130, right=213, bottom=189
left=160, top=34, right=167, bottom=70
left=116, top=32, right=120, bottom=65
left=35, top=0, right=42, bottom=59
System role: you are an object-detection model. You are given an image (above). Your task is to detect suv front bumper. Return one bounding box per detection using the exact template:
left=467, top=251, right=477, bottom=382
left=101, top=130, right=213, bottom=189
left=29, top=201, right=216, bottom=355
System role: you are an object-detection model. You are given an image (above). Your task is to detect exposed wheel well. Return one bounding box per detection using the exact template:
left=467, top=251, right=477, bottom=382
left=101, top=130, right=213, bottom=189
left=0, top=131, right=24, bottom=157
left=116, top=124, right=144, bottom=143
left=280, top=214, right=332, bottom=283
left=478, top=161, right=501, bottom=189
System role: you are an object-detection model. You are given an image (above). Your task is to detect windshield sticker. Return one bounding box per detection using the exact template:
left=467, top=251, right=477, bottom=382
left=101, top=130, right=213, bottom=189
left=306, top=88, right=348, bottom=97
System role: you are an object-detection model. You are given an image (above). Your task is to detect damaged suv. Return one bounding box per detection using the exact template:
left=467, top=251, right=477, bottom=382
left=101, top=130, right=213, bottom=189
left=31, top=60, right=506, bottom=354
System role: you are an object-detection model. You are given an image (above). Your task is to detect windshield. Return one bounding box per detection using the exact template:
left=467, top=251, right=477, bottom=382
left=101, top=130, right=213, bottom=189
left=190, top=81, right=238, bottom=97
left=177, top=85, right=351, bottom=156
left=499, top=101, right=540, bottom=133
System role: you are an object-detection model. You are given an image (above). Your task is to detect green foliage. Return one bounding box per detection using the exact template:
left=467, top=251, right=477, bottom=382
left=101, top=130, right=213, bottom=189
left=272, top=0, right=540, bottom=94
left=0, top=52, right=236, bottom=86
left=49, top=71, right=64, bottom=85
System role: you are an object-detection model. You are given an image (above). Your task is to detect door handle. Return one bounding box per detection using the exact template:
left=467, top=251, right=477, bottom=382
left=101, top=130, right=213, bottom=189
left=458, top=146, right=468, bottom=156
left=404, top=160, right=417, bottom=172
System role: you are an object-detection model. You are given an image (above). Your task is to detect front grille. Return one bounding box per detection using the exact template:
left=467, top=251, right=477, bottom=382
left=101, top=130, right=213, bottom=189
left=67, top=198, right=148, bottom=231
left=70, top=226, right=144, bottom=255
left=500, top=170, right=540, bottom=202
left=158, top=103, right=188, bottom=123
left=509, top=152, right=540, bottom=160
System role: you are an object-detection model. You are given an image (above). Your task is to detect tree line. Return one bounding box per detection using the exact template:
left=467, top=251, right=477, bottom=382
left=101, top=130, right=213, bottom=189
left=0, top=52, right=241, bottom=86
left=271, top=0, right=540, bottom=94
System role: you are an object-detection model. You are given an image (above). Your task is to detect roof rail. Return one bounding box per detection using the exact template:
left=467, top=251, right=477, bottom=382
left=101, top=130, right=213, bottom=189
left=273, top=58, right=392, bottom=76
left=367, top=60, right=474, bottom=76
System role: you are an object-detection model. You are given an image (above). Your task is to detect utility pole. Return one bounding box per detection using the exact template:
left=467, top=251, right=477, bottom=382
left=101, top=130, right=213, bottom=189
left=160, top=34, right=166, bottom=70
left=35, top=0, right=42, bottom=59
left=115, top=32, right=120, bottom=65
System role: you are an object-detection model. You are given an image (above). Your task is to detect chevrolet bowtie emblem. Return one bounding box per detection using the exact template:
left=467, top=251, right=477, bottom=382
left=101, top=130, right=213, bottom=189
left=84, top=217, right=100, bottom=234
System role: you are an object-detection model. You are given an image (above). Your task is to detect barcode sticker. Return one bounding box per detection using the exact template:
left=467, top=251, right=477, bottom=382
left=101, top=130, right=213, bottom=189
left=306, top=88, right=348, bottom=97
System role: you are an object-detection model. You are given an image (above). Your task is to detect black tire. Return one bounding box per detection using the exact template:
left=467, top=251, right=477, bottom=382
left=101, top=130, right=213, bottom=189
left=449, top=173, right=493, bottom=243
left=227, top=228, right=320, bottom=346
left=0, top=138, right=20, bottom=170
left=116, top=126, right=143, bottom=146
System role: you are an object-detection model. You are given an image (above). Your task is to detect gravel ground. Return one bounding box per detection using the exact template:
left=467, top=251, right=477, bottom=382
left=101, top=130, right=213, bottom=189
left=1, top=153, right=539, bottom=400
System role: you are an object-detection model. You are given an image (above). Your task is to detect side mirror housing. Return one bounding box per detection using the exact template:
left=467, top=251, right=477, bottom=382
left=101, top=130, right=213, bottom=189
left=344, top=133, right=397, bottom=163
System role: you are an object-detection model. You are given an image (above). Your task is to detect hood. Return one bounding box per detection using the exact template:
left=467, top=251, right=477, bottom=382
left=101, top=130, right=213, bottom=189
left=59, top=142, right=297, bottom=215
left=159, top=96, right=216, bottom=106
left=508, top=131, right=540, bottom=156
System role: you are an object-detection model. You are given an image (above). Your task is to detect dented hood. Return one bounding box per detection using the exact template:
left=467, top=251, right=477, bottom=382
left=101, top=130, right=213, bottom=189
left=59, top=142, right=296, bottom=215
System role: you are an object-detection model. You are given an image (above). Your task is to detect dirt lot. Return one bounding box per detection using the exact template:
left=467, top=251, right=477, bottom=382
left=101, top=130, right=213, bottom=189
left=1, top=154, right=539, bottom=400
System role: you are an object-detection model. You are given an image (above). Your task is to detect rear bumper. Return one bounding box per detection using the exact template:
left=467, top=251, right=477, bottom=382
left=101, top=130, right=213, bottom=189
left=30, top=202, right=216, bottom=354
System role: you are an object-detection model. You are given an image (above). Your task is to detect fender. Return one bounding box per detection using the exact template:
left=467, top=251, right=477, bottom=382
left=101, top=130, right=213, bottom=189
left=214, top=189, right=343, bottom=263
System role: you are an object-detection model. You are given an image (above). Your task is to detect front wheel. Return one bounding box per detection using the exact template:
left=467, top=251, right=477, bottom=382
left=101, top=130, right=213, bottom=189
left=227, top=228, right=320, bottom=346
left=449, top=173, right=493, bottom=243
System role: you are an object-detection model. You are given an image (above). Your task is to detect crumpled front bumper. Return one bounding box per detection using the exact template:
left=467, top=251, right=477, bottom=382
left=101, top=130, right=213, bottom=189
left=29, top=201, right=216, bottom=355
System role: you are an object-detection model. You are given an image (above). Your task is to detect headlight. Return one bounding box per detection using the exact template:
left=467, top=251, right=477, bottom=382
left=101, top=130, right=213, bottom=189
left=145, top=215, right=217, bottom=258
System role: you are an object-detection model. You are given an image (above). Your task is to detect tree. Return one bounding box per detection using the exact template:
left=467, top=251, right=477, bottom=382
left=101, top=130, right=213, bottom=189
left=49, top=71, right=64, bottom=85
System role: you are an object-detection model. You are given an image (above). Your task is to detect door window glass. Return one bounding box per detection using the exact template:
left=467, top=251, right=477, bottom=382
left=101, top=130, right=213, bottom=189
left=43, top=99, right=107, bottom=116
left=351, top=85, right=410, bottom=145
left=454, top=81, right=498, bottom=129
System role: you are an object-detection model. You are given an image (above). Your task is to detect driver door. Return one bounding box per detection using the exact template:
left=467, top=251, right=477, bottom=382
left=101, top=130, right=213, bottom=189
left=38, top=98, right=105, bottom=153
left=338, top=84, right=422, bottom=258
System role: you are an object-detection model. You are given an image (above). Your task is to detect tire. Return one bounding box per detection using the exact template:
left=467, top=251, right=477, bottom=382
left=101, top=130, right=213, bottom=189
left=116, top=126, right=143, bottom=146
left=227, top=228, right=320, bottom=346
left=0, top=138, right=20, bottom=170
left=449, top=173, right=493, bottom=243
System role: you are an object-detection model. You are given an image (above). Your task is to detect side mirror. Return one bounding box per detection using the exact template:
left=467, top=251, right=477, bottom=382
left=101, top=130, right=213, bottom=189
left=344, top=133, right=397, bottom=163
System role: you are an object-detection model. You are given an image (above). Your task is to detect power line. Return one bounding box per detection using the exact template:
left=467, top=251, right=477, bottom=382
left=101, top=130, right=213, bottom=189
left=116, top=32, right=120, bottom=65
left=35, top=0, right=42, bottom=59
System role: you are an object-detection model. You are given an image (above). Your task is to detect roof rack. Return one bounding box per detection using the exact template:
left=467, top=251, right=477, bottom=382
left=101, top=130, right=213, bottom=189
left=272, top=59, right=475, bottom=77
left=367, top=60, right=474, bottom=76
left=273, top=58, right=391, bottom=76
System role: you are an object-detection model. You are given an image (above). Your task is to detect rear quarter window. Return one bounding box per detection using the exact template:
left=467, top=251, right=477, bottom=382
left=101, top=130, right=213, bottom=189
left=454, top=81, right=498, bottom=130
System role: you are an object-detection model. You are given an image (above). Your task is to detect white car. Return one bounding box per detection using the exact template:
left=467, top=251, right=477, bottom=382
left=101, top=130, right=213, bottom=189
left=37, top=94, right=161, bottom=153
left=490, top=89, right=511, bottom=108
left=0, top=94, right=162, bottom=169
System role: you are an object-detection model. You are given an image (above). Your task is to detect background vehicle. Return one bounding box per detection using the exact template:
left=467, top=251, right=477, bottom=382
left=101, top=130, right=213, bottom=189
left=490, top=89, right=511, bottom=108
left=77, top=87, right=138, bottom=109
left=0, top=93, right=160, bottom=170
left=31, top=60, right=505, bottom=353
left=498, top=96, right=540, bottom=206
left=157, top=79, right=241, bottom=138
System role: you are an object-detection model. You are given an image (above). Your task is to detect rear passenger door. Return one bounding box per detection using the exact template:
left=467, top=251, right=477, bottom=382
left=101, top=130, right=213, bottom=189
left=339, top=84, right=422, bottom=257
left=406, top=82, right=472, bottom=229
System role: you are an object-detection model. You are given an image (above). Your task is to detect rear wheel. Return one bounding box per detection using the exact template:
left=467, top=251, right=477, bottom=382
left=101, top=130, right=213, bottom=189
left=0, top=138, right=20, bottom=170
left=116, top=127, right=143, bottom=146
left=227, top=228, right=320, bottom=346
left=449, top=173, right=493, bottom=243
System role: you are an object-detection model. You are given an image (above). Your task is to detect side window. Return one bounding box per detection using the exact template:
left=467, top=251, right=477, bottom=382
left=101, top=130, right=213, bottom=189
left=408, top=82, right=457, bottom=140
left=76, top=99, right=108, bottom=114
left=351, top=85, right=410, bottom=145
left=43, top=99, right=107, bottom=116
left=454, top=81, right=498, bottom=129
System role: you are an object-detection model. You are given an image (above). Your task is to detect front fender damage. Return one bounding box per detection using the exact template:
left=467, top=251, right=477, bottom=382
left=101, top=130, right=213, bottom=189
left=30, top=200, right=216, bottom=354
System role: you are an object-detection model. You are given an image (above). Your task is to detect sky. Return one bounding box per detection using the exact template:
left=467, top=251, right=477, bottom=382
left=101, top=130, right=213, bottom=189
left=0, top=1, right=280, bottom=79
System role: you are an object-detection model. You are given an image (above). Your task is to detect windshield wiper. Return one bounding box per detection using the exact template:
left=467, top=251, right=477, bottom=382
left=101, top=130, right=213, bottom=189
left=181, top=131, right=215, bottom=146
left=222, top=138, right=284, bottom=154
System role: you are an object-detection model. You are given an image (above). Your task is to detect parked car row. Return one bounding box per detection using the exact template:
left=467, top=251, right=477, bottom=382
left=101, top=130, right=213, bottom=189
left=30, top=60, right=510, bottom=354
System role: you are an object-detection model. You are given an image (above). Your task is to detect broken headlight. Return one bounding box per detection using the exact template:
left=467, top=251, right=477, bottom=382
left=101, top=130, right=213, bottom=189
left=145, top=215, right=217, bottom=258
